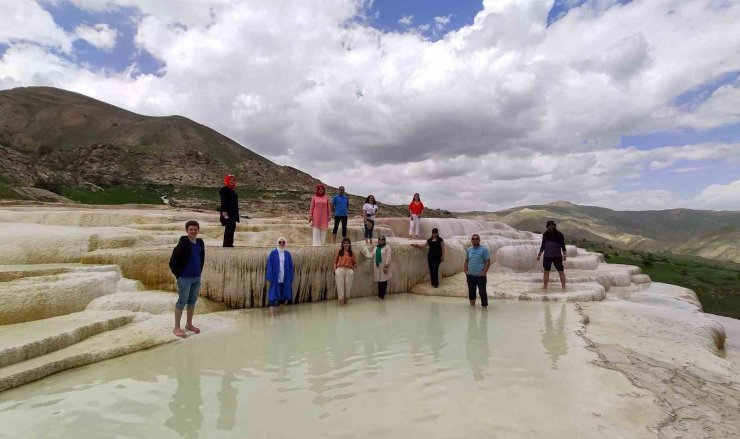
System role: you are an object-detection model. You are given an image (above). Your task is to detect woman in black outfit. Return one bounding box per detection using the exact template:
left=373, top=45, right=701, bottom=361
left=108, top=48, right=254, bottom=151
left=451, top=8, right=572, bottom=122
left=219, top=174, right=240, bottom=247
left=413, top=227, right=445, bottom=287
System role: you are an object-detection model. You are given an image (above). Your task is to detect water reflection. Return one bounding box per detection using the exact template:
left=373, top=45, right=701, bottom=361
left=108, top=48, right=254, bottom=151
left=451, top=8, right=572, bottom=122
left=217, top=372, right=237, bottom=431
left=465, top=309, right=490, bottom=381
left=0, top=298, right=633, bottom=439
left=164, top=349, right=203, bottom=439
left=426, top=302, right=446, bottom=361
left=541, top=303, right=568, bottom=369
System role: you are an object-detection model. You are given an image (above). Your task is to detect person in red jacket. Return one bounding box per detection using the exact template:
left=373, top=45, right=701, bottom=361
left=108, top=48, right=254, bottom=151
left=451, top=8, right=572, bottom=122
left=408, top=193, right=424, bottom=239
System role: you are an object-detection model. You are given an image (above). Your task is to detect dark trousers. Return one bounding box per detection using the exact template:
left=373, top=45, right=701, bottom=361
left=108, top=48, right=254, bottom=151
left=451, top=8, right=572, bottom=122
left=428, top=257, right=441, bottom=287
left=364, top=219, right=375, bottom=239
left=223, top=221, right=236, bottom=247
left=466, top=274, right=488, bottom=306
left=377, top=281, right=388, bottom=299
left=332, top=216, right=348, bottom=237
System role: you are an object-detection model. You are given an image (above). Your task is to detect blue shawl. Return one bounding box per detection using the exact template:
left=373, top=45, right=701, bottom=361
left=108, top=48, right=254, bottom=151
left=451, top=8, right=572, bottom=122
left=265, top=249, right=294, bottom=302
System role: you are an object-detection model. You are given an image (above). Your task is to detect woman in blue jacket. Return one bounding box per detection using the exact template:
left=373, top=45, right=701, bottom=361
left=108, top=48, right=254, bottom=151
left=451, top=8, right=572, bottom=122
left=266, top=237, right=294, bottom=317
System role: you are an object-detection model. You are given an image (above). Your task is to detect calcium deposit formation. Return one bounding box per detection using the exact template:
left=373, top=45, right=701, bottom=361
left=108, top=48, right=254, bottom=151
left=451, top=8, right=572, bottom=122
left=0, top=204, right=738, bottom=438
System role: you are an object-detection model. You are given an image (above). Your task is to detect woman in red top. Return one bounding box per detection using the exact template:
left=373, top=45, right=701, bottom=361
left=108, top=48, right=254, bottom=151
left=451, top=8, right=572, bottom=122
left=408, top=193, right=424, bottom=239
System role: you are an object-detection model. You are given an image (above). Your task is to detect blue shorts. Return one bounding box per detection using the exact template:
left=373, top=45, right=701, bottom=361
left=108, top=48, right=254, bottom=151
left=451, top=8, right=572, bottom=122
left=176, top=277, right=201, bottom=309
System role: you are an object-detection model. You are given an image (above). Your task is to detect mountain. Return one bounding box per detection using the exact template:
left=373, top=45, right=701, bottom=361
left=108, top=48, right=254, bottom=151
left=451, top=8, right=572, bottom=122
left=477, top=202, right=740, bottom=263
left=0, top=86, right=450, bottom=217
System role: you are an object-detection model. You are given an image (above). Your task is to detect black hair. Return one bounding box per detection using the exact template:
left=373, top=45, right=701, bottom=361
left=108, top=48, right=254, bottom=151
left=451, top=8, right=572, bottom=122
left=412, top=193, right=421, bottom=202
left=365, top=195, right=376, bottom=205
left=430, top=227, right=440, bottom=238
left=338, top=237, right=353, bottom=257
left=185, top=220, right=200, bottom=230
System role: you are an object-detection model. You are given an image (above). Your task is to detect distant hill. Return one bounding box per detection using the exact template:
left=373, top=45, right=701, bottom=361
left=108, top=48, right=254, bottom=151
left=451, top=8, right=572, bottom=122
left=460, top=201, right=740, bottom=263
left=0, top=86, right=451, bottom=218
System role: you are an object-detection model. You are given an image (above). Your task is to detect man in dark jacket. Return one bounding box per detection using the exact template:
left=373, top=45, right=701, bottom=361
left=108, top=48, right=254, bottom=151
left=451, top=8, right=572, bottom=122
left=536, top=220, right=567, bottom=291
left=169, top=220, right=206, bottom=337
left=219, top=174, right=240, bottom=247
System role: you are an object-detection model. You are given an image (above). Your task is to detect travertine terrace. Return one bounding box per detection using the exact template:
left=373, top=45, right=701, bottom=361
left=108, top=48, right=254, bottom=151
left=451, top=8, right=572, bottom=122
left=0, top=204, right=738, bottom=437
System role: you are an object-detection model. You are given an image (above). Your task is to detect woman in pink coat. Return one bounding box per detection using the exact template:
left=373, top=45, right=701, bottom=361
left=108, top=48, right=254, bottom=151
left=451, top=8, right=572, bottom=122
left=309, top=183, right=331, bottom=246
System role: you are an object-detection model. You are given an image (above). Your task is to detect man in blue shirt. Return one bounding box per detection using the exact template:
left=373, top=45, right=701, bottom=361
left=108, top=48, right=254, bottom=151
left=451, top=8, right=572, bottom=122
left=464, top=234, right=491, bottom=307
left=331, top=186, right=350, bottom=242
left=168, top=220, right=206, bottom=338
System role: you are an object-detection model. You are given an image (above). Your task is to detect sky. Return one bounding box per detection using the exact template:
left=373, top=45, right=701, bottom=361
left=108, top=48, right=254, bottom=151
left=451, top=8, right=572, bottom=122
left=0, top=0, right=738, bottom=212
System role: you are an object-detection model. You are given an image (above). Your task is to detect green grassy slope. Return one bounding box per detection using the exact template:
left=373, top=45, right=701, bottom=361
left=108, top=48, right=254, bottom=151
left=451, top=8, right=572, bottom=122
left=577, top=240, right=740, bottom=319
left=494, top=202, right=740, bottom=263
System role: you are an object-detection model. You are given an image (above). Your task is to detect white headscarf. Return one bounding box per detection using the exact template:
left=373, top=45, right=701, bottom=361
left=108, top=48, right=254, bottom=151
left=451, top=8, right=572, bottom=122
left=276, top=236, right=287, bottom=255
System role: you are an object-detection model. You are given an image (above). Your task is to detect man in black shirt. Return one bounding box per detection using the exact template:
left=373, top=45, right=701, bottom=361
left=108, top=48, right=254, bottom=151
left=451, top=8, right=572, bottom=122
left=219, top=175, right=240, bottom=247
left=536, top=220, right=567, bottom=291
left=169, top=220, right=206, bottom=337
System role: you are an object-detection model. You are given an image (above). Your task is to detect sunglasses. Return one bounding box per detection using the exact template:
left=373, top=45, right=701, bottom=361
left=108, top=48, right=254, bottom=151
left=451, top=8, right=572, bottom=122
left=471, top=238, right=480, bottom=240
left=278, top=241, right=286, bottom=244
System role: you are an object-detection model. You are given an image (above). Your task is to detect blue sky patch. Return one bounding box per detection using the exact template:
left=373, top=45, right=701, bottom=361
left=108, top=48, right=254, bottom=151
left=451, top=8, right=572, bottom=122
left=621, top=124, right=740, bottom=150
left=674, top=70, right=739, bottom=110
left=40, top=1, right=164, bottom=76
left=616, top=159, right=738, bottom=198
left=365, top=0, right=483, bottom=40
left=547, top=0, right=633, bottom=26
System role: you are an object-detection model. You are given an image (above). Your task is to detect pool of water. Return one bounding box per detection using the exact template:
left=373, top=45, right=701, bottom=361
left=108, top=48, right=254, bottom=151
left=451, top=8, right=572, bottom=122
left=0, top=295, right=661, bottom=438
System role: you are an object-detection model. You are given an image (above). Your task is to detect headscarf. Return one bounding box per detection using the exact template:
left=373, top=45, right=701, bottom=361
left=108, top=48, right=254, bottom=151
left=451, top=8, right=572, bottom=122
left=224, top=175, right=236, bottom=189
left=315, top=183, right=326, bottom=197
left=276, top=236, right=287, bottom=255
left=375, top=235, right=386, bottom=267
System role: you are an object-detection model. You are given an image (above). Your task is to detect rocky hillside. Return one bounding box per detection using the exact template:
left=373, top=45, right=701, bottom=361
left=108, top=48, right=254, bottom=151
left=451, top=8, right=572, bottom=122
left=475, top=201, right=740, bottom=263
left=0, top=86, right=451, bottom=218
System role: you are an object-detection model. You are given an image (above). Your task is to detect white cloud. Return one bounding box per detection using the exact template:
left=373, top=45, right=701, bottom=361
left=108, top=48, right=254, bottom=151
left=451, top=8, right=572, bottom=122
left=398, top=14, right=413, bottom=26
left=0, top=0, right=72, bottom=51
left=434, top=14, right=451, bottom=30
left=74, top=24, right=118, bottom=51
left=693, top=180, right=740, bottom=210
left=0, top=0, right=739, bottom=211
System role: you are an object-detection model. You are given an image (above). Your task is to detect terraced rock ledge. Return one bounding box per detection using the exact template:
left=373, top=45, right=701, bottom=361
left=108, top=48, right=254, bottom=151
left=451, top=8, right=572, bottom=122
left=0, top=204, right=738, bottom=438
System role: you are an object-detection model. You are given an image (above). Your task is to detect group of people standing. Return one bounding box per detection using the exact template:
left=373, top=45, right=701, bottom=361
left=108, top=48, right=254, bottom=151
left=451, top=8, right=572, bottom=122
left=307, top=183, right=426, bottom=246
left=167, top=176, right=568, bottom=337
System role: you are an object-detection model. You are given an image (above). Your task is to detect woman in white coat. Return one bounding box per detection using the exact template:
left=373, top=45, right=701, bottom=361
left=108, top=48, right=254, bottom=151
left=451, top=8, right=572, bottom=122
left=362, top=235, right=392, bottom=300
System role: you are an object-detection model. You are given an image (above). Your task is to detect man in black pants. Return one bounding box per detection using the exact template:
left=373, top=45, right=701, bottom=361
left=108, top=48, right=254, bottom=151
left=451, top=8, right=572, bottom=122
left=219, top=175, right=240, bottom=247
left=536, top=220, right=567, bottom=291
left=464, top=234, right=491, bottom=307
left=331, top=186, right=349, bottom=243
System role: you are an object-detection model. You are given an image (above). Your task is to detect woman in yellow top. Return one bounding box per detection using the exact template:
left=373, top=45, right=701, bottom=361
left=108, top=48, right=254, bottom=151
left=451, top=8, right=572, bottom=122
left=334, top=238, right=357, bottom=305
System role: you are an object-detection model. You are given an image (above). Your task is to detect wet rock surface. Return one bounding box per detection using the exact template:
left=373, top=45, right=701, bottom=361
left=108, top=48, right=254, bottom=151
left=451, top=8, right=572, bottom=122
left=0, top=204, right=737, bottom=438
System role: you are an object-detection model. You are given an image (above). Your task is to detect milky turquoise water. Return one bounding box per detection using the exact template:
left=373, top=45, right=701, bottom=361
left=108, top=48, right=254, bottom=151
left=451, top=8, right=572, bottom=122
left=0, top=295, right=660, bottom=438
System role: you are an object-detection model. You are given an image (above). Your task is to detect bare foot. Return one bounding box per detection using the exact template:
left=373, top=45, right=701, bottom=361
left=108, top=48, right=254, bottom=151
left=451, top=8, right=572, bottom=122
left=268, top=307, right=276, bottom=318
left=185, top=325, right=200, bottom=334
left=173, top=328, right=187, bottom=338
